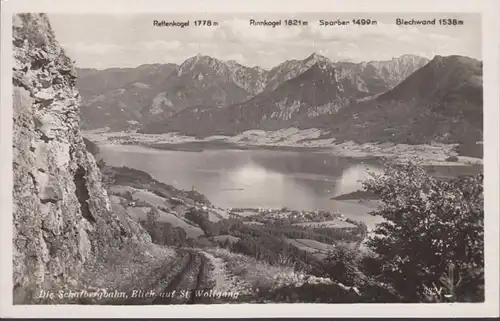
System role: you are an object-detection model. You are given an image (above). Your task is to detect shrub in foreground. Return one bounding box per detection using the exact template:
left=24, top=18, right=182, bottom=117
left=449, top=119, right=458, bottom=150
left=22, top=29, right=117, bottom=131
left=322, top=245, right=363, bottom=286
left=362, top=161, right=483, bottom=302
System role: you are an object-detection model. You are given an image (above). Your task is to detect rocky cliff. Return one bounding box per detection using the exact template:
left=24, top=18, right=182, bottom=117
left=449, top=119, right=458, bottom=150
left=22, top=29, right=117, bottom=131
left=12, top=13, right=138, bottom=304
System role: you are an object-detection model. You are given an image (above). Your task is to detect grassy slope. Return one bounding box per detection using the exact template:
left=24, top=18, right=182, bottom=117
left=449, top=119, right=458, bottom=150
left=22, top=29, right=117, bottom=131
left=83, top=139, right=390, bottom=303
left=203, top=247, right=380, bottom=303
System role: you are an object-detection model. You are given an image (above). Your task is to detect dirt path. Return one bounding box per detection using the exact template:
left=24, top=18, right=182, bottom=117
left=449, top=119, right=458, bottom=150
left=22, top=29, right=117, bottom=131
left=151, top=250, right=209, bottom=305
left=102, top=249, right=208, bottom=305
left=151, top=251, right=196, bottom=304
left=94, top=247, right=259, bottom=305
left=199, top=250, right=254, bottom=301
left=148, top=249, right=250, bottom=305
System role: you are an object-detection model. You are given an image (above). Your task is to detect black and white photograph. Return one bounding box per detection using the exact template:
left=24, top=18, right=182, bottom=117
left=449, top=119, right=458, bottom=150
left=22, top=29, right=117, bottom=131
left=1, top=0, right=499, bottom=318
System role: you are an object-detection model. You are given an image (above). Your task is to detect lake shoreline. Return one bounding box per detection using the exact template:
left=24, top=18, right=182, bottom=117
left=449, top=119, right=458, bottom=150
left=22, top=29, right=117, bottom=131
left=83, top=128, right=483, bottom=168
left=105, top=164, right=377, bottom=231
left=121, top=140, right=384, bottom=162
left=96, top=142, right=389, bottom=229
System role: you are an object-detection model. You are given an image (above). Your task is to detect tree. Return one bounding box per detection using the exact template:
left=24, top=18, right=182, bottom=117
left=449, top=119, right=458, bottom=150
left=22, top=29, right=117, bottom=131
left=123, top=190, right=134, bottom=201
left=323, top=245, right=363, bottom=286
left=147, top=207, right=160, bottom=227
left=222, top=238, right=231, bottom=249
left=145, top=207, right=160, bottom=241
left=362, top=161, right=484, bottom=302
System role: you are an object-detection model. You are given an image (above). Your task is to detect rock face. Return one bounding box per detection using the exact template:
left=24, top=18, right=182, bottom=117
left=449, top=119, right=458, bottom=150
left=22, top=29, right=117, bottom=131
left=12, top=13, right=132, bottom=304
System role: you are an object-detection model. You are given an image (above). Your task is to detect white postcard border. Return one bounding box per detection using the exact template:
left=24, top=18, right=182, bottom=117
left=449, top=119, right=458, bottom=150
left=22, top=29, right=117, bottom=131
left=1, top=0, right=498, bottom=318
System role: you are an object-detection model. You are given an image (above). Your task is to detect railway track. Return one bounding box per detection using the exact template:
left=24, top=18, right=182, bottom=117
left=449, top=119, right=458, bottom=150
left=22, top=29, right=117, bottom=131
left=151, top=249, right=208, bottom=305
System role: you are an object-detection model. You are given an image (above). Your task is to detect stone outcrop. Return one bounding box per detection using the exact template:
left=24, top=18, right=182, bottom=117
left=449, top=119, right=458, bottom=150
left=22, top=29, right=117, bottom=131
left=12, top=13, right=133, bottom=304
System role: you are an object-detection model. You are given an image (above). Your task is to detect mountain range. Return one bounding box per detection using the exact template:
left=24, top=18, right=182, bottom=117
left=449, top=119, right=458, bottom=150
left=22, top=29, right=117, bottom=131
left=76, top=53, right=482, bottom=144
left=309, top=55, right=483, bottom=144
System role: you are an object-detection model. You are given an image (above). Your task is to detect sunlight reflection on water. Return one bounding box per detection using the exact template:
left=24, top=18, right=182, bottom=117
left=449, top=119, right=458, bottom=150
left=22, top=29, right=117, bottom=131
left=333, top=164, right=383, bottom=196
left=100, top=144, right=385, bottom=227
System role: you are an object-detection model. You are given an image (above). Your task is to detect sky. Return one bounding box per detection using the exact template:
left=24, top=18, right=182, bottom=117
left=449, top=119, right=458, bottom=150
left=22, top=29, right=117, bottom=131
left=48, top=13, right=481, bottom=70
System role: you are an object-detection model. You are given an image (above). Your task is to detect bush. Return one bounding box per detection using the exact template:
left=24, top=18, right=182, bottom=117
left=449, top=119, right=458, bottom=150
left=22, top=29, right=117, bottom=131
left=359, top=251, right=384, bottom=278
left=185, top=208, right=218, bottom=236
left=362, top=161, right=484, bottom=302
left=139, top=207, right=189, bottom=246
left=145, top=207, right=160, bottom=231
left=323, top=245, right=364, bottom=286
left=121, top=190, right=134, bottom=201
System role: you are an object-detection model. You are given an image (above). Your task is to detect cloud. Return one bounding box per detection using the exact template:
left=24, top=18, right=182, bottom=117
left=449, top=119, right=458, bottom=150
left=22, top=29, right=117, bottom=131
left=427, top=33, right=456, bottom=42
left=62, top=42, right=123, bottom=55
left=139, top=40, right=183, bottom=51
left=215, top=18, right=304, bottom=44
left=221, top=53, right=247, bottom=63
left=57, top=15, right=480, bottom=69
left=186, top=24, right=219, bottom=41
left=307, top=22, right=424, bottom=43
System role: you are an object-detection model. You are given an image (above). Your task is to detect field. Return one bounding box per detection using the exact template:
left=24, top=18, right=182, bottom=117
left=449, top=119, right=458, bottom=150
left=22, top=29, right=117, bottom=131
left=212, top=235, right=240, bottom=244
left=231, top=210, right=261, bottom=217
left=243, top=221, right=264, bottom=225
left=284, top=238, right=336, bottom=259
left=212, top=208, right=230, bottom=219
left=132, top=190, right=168, bottom=208
left=123, top=201, right=204, bottom=238
left=293, top=219, right=356, bottom=228
left=207, top=212, right=222, bottom=222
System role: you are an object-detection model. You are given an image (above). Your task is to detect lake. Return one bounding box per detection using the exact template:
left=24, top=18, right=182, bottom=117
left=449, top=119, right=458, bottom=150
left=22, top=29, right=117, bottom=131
left=99, top=144, right=479, bottom=229
left=100, top=144, right=387, bottom=228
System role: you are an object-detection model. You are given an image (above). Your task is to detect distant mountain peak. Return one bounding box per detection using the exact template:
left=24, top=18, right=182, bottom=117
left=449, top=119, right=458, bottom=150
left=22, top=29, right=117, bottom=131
left=183, top=53, right=217, bottom=63
left=430, top=54, right=479, bottom=62
left=79, top=52, right=472, bottom=137
left=190, top=53, right=206, bottom=60
left=305, top=52, right=330, bottom=63
left=310, top=59, right=336, bottom=72
left=395, top=53, right=424, bottom=59
left=363, top=54, right=429, bottom=66
left=379, top=53, right=482, bottom=104
left=306, top=52, right=322, bottom=59
left=252, top=65, right=267, bottom=72
left=177, top=54, right=224, bottom=76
